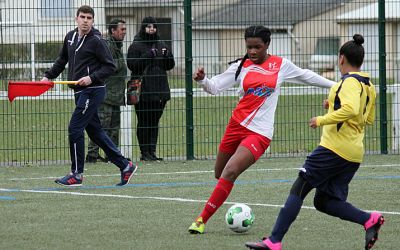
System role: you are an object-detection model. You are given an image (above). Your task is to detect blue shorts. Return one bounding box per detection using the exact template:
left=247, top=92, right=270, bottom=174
left=299, top=146, right=360, bottom=201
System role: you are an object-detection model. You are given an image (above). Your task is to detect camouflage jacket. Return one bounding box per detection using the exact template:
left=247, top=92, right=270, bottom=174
left=103, top=36, right=127, bottom=106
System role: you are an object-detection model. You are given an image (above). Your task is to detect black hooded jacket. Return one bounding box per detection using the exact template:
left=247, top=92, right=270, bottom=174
left=126, top=22, right=175, bottom=102
left=45, top=27, right=116, bottom=91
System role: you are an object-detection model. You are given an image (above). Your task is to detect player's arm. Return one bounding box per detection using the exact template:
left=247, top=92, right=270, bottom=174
left=316, top=79, right=362, bottom=126
left=365, top=85, right=377, bottom=125
left=281, top=59, right=335, bottom=88
left=194, top=63, right=239, bottom=95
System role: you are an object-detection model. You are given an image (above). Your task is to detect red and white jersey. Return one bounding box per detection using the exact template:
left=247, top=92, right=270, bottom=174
left=197, top=55, right=335, bottom=139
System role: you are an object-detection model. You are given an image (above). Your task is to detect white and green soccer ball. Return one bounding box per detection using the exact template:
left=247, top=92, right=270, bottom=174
left=225, top=203, right=254, bottom=233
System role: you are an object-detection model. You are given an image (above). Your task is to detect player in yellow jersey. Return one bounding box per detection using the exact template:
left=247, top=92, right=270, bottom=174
left=245, top=34, right=384, bottom=250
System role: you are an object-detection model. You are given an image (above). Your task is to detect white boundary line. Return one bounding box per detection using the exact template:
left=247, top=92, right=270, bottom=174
left=7, top=164, right=400, bottom=181
left=1, top=188, right=399, bottom=215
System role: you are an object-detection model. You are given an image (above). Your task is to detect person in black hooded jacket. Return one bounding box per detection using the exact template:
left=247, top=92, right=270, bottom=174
left=127, top=16, right=175, bottom=161
left=42, top=5, right=136, bottom=187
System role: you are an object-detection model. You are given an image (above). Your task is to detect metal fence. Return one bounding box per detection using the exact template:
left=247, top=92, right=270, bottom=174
left=0, top=0, right=399, bottom=165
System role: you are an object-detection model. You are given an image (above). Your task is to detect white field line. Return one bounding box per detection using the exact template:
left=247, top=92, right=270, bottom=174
left=1, top=188, right=400, bottom=215
left=7, top=164, right=400, bottom=181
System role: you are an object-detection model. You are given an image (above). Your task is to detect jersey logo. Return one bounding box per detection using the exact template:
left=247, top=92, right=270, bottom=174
left=268, top=62, right=277, bottom=70
left=245, top=84, right=275, bottom=97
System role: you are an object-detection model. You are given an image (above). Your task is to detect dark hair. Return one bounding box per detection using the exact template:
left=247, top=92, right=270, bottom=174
left=339, top=34, right=365, bottom=67
left=76, top=5, right=94, bottom=17
left=244, top=26, right=271, bottom=44
left=234, top=26, right=271, bottom=80
left=108, top=19, right=126, bottom=34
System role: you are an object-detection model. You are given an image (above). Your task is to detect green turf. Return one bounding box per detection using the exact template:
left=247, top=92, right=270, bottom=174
left=0, top=155, right=399, bottom=249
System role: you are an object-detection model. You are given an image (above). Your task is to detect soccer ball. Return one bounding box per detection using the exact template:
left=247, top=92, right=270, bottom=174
left=225, top=203, right=254, bottom=233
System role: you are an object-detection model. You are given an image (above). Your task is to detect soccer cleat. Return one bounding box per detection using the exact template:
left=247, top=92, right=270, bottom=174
left=188, top=217, right=205, bottom=234
left=245, top=237, right=282, bottom=250
left=55, top=173, right=83, bottom=187
left=116, top=161, right=137, bottom=186
left=364, top=212, right=385, bottom=250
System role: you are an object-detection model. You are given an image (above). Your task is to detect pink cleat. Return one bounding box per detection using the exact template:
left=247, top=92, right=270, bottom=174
left=245, top=237, right=282, bottom=250
left=364, top=212, right=385, bottom=250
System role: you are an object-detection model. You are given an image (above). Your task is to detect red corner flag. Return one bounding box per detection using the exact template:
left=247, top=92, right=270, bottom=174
left=8, top=81, right=54, bottom=102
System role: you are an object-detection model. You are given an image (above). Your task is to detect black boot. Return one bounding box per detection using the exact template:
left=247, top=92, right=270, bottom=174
left=149, top=142, right=162, bottom=161
left=149, top=152, right=163, bottom=161
left=140, top=152, right=154, bottom=161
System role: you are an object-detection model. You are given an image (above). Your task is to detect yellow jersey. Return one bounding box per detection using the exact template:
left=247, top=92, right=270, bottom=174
left=316, top=72, right=376, bottom=163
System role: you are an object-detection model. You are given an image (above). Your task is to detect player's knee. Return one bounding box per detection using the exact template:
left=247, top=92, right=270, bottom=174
left=220, top=165, right=238, bottom=182
left=290, top=175, right=312, bottom=199
left=68, top=126, right=80, bottom=139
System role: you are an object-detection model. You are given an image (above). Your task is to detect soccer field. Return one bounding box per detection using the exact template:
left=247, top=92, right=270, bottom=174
left=0, top=155, right=399, bottom=250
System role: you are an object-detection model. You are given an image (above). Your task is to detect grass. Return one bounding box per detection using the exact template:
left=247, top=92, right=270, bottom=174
left=0, top=155, right=399, bottom=249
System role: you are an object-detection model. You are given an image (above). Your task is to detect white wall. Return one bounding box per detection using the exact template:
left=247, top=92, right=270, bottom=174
left=1, top=0, right=106, bottom=44
left=269, top=33, right=292, bottom=61
left=397, top=23, right=400, bottom=83
left=348, top=23, right=379, bottom=78
left=193, top=31, right=219, bottom=74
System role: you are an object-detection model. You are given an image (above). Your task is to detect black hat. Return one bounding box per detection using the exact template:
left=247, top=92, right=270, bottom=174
left=142, top=16, right=157, bottom=25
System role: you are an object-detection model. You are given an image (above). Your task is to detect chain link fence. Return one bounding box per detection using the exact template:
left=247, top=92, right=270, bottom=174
left=0, top=0, right=399, bottom=165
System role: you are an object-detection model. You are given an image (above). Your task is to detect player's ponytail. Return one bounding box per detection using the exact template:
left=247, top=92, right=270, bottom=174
left=235, top=54, right=249, bottom=81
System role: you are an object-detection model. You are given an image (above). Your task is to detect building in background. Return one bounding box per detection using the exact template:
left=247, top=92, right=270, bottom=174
left=337, top=0, right=400, bottom=80
left=0, top=0, right=398, bottom=80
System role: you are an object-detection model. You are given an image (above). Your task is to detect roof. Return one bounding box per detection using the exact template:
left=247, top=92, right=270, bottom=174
left=337, top=0, right=400, bottom=22
left=194, top=0, right=350, bottom=30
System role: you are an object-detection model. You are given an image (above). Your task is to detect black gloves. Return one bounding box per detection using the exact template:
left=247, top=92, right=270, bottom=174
left=143, top=48, right=170, bottom=58
left=142, top=48, right=158, bottom=58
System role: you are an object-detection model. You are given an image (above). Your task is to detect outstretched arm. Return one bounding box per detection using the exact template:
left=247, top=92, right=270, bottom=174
left=281, top=59, right=335, bottom=88
left=194, top=63, right=239, bottom=95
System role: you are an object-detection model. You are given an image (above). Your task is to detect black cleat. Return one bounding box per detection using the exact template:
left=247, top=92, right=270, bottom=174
left=364, top=212, right=385, bottom=250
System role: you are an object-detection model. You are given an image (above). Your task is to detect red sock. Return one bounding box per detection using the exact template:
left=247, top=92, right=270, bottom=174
left=199, top=178, right=234, bottom=224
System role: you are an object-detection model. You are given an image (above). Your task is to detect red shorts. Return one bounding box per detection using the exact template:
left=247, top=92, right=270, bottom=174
left=219, top=118, right=271, bottom=161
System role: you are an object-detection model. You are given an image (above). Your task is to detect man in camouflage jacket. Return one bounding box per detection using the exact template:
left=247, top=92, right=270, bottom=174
left=86, top=19, right=128, bottom=163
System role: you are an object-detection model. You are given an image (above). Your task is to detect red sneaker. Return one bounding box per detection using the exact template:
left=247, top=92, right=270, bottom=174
left=116, top=161, right=137, bottom=186
left=55, top=173, right=83, bottom=187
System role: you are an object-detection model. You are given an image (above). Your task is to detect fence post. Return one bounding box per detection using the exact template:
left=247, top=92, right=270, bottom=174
left=184, top=0, right=194, bottom=160
left=378, top=0, right=388, bottom=154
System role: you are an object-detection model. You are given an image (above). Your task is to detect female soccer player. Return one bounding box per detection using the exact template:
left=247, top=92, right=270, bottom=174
left=245, top=34, right=383, bottom=250
left=188, top=25, right=335, bottom=234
